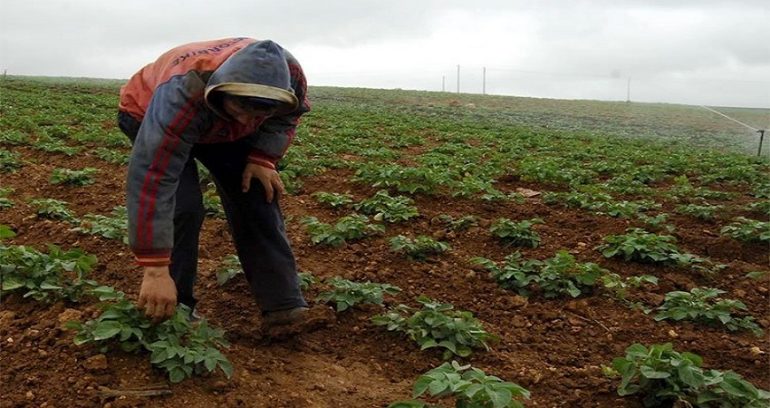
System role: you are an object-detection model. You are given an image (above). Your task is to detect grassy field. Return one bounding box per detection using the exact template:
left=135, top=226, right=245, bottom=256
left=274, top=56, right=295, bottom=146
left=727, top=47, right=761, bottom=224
left=1, top=76, right=768, bottom=407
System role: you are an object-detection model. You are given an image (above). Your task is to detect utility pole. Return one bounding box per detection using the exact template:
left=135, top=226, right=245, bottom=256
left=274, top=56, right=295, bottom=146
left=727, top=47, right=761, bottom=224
left=442, top=75, right=445, bottom=92
left=758, top=129, right=766, bottom=157
left=626, top=77, right=631, bottom=103
left=482, top=67, right=486, bottom=95
left=456, top=65, right=460, bottom=94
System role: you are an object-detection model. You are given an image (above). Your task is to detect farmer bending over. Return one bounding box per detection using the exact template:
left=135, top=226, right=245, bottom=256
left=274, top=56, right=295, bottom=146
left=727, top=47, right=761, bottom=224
left=118, top=38, right=310, bottom=327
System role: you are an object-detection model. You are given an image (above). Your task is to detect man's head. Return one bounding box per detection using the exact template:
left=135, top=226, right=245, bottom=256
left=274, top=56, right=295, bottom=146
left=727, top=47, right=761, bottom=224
left=210, top=92, right=281, bottom=124
left=204, top=40, right=299, bottom=123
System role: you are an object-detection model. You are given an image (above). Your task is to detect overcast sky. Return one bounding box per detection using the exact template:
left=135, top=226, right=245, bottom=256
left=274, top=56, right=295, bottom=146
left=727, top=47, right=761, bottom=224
left=1, top=0, right=768, bottom=108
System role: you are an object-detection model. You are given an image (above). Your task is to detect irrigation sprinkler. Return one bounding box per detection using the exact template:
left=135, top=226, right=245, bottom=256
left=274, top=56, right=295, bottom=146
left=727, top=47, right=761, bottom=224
left=758, top=129, right=766, bottom=157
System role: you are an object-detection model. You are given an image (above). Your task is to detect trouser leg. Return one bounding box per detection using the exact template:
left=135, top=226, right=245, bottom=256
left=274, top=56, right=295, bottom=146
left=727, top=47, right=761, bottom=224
left=169, top=156, right=205, bottom=309
left=195, top=142, right=307, bottom=313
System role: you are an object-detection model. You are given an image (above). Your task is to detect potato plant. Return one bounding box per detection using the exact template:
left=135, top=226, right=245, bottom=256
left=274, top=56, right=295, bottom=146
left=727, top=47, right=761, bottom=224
left=433, top=214, right=479, bottom=231
left=654, top=287, right=763, bottom=336
left=353, top=163, right=445, bottom=195
left=610, top=343, right=770, bottom=407
left=389, top=235, right=450, bottom=261
left=92, top=147, right=129, bottom=165
left=72, top=206, right=128, bottom=243
left=202, top=186, right=225, bottom=219
left=69, top=287, right=232, bottom=383
left=597, top=228, right=695, bottom=265
left=720, top=217, right=770, bottom=243
left=216, top=254, right=242, bottom=286
left=35, top=140, right=81, bottom=156
left=30, top=198, right=77, bottom=222
left=302, top=214, right=385, bottom=246
left=50, top=167, right=97, bottom=186
left=489, top=218, right=543, bottom=248
left=675, top=203, right=722, bottom=220
left=372, top=296, right=497, bottom=359
left=0, top=243, right=98, bottom=302
left=313, top=191, right=354, bottom=209
left=0, top=149, right=22, bottom=172
left=473, top=251, right=606, bottom=298
left=746, top=200, right=770, bottom=216
left=0, top=130, right=27, bottom=145
left=389, top=361, right=530, bottom=408
left=0, top=188, right=13, bottom=210
left=353, top=190, right=419, bottom=223
left=600, top=273, right=658, bottom=311
left=318, top=277, right=401, bottom=312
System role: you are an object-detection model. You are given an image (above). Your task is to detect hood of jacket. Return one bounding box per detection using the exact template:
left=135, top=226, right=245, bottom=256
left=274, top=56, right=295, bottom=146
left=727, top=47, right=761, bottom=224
left=204, top=40, right=298, bottom=116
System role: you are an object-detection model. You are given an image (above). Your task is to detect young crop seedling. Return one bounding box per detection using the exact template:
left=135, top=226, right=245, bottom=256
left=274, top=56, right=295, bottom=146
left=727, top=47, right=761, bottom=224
left=146, top=307, right=233, bottom=383
left=353, top=163, right=445, bottom=195
left=720, top=217, right=770, bottom=243
left=353, top=190, right=419, bottom=223
left=746, top=200, right=770, bottom=216
left=93, top=147, right=130, bottom=165
left=70, top=289, right=233, bottom=383
left=30, top=198, right=77, bottom=222
left=216, top=255, right=242, bottom=286
left=609, top=343, right=770, bottom=407
left=0, top=149, right=22, bottom=173
left=654, top=287, right=763, bottom=336
left=313, top=191, right=354, bottom=209
left=318, top=277, right=401, bottom=312
left=389, top=235, right=450, bottom=261
left=0, top=243, right=98, bottom=302
left=50, top=167, right=97, bottom=186
left=433, top=214, right=479, bottom=231
left=600, top=273, right=658, bottom=311
left=473, top=251, right=607, bottom=298
left=202, top=186, right=226, bottom=219
left=388, top=361, right=530, bottom=408
left=298, top=271, right=317, bottom=290
left=596, top=228, right=687, bottom=264
left=372, top=296, right=497, bottom=359
left=73, top=206, right=128, bottom=243
left=666, top=176, right=736, bottom=203
left=0, top=130, right=28, bottom=145
left=490, top=218, right=543, bottom=248
left=302, top=214, right=385, bottom=247
left=0, top=188, right=14, bottom=210
left=35, top=139, right=81, bottom=156
left=0, top=224, right=15, bottom=239
left=675, top=203, right=722, bottom=220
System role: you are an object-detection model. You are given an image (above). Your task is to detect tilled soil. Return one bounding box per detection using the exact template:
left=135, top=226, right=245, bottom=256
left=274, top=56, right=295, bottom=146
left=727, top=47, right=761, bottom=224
left=1, top=145, right=768, bottom=408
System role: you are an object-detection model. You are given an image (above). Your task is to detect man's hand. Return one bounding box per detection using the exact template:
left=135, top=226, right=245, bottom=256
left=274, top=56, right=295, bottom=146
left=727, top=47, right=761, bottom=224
left=137, top=266, right=177, bottom=322
left=241, top=163, right=286, bottom=202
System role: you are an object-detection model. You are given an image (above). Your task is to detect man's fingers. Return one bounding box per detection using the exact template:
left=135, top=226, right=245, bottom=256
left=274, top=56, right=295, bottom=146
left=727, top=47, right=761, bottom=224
left=273, top=177, right=287, bottom=196
left=143, top=300, right=157, bottom=319
left=137, top=294, right=147, bottom=309
left=164, top=301, right=176, bottom=319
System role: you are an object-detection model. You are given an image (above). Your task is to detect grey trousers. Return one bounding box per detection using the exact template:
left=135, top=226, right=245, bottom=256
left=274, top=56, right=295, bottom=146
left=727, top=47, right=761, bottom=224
left=118, top=111, right=307, bottom=313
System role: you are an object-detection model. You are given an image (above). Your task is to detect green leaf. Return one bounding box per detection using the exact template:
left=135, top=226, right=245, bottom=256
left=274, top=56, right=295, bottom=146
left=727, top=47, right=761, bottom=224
left=218, top=359, right=234, bottom=378
left=640, top=365, right=670, bottom=379
left=1, top=277, right=23, bottom=291
left=169, top=367, right=186, bottom=383
left=677, top=364, right=704, bottom=388
left=91, top=321, right=122, bottom=340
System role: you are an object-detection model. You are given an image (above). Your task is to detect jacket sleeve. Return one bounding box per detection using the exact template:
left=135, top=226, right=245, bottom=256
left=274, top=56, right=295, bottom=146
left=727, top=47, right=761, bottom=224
left=126, top=72, right=209, bottom=266
left=246, top=62, right=311, bottom=169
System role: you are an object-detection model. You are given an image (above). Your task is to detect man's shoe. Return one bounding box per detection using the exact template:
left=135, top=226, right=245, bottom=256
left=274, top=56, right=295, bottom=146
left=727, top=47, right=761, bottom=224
left=190, top=308, right=203, bottom=322
left=262, top=307, right=309, bottom=328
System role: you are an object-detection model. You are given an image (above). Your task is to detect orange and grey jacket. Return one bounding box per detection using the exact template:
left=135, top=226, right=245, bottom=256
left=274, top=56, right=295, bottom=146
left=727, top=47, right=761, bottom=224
left=119, top=38, right=310, bottom=267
